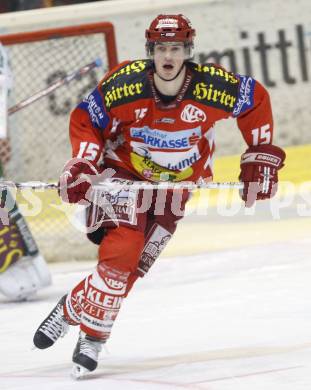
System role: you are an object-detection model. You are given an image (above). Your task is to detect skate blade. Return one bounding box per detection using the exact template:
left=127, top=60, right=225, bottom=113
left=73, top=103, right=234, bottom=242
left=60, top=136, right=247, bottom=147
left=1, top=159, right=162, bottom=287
left=71, top=364, right=90, bottom=379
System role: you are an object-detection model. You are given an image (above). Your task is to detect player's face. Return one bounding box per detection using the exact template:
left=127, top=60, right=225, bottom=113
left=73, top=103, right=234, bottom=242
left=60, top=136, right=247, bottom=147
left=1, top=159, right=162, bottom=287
left=153, top=43, right=186, bottom=81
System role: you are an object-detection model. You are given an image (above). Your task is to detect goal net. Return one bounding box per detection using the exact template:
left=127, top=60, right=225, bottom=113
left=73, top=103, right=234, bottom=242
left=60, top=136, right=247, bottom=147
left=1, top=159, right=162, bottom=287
left=0, top=22, right=118, bottom=262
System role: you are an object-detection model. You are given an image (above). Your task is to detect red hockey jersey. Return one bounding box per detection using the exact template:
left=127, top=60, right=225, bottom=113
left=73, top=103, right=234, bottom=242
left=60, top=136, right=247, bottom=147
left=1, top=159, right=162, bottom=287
left=70, top=59, right=273, bottom=182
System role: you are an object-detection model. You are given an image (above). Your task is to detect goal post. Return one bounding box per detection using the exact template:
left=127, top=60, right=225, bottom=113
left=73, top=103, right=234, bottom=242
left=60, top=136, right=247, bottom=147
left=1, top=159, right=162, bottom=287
left=0, top=22, right=118, bottom=71
left=0, top=22, right=118, bottom=262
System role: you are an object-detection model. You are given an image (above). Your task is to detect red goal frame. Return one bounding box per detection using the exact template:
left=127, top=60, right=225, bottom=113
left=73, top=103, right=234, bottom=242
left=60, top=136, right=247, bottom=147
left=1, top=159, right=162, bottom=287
left=0, top=21, right=118, bottom=71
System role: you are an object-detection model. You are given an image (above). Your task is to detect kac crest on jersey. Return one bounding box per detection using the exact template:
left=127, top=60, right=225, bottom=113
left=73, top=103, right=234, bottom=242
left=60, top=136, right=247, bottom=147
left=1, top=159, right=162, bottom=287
left=181, top=104, right=207, bottom=123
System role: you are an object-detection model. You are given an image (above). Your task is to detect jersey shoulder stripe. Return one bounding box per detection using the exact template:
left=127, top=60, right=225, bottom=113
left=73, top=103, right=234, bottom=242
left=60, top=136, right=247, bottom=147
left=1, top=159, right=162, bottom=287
left=100, top=59, right=153, bottom=110
left=188, top=62, right=239, bottom=85
left=187, top=62, right=253, bottom=114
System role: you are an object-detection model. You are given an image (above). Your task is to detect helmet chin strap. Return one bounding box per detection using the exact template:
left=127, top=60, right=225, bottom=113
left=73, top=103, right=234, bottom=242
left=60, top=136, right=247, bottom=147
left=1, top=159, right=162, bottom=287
left=155, top=63, right=185, bottom=82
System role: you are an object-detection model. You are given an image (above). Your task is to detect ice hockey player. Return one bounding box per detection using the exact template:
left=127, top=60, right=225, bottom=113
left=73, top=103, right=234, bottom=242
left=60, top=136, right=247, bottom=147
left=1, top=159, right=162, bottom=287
left=0, top=42, right=51, bottom=301
left=33, top=14, right=285, bottom=377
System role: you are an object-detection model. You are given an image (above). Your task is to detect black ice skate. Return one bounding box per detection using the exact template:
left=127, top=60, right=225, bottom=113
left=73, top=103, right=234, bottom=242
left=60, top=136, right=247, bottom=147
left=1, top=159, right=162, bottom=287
left=33, top=295, right=69, bottom=349
left=72, top=331, right=103, bottom=378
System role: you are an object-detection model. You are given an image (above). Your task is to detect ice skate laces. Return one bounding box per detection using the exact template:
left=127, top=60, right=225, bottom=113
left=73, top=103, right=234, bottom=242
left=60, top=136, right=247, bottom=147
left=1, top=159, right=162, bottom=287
left=40, top=301, right=69, bottom=342
left=79, top=335, right=102, bottom=361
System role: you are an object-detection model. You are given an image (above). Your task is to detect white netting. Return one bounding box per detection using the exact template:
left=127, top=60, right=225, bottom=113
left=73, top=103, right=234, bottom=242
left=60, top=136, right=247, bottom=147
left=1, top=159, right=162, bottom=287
left=0, top=24, right=117, bottom=262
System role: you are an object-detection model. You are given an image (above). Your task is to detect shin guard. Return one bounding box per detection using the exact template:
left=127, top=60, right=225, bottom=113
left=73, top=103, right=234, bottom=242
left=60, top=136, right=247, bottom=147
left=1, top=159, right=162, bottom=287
left=80, top=263, right=129, bottom=341
left=64, top=278, right=86, bottom=325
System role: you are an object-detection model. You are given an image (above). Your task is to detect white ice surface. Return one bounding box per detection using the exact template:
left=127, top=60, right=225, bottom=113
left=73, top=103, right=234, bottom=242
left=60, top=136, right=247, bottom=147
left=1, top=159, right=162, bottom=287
left=1, top=237, right=311, bottom=389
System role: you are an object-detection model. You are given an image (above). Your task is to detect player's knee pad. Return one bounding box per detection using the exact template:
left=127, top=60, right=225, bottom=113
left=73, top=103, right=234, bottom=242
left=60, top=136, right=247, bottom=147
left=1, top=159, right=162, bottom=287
left=98, top=226, right=145, bottom=274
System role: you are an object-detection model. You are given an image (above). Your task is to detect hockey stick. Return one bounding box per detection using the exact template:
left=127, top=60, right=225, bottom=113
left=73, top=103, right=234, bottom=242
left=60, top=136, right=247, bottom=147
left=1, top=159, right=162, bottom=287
left=0, top=179, right=244, bottom=190
left=8, top=58, right=102, bottom=115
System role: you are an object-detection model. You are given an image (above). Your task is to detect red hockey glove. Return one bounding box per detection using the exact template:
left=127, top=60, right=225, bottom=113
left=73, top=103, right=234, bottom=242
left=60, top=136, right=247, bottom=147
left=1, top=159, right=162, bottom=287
left=58, top=158, right=100, bottom=204
left=239, top=144, right=286, bottom=207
